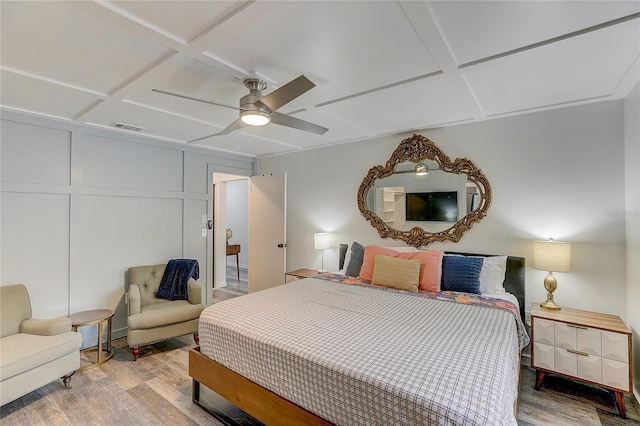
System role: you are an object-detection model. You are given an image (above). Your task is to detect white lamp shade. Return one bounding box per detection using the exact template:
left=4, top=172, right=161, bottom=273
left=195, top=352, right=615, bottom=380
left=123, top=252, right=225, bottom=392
left=533, top=239, right=571, bottom=272
left=314, top=233, right=331, bottom=250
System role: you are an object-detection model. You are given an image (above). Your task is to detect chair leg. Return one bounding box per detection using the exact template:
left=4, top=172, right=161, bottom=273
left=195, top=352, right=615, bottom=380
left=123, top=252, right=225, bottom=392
left=193, top=332, right=200, bottom=345
left=62, top=371, right=75, bottom=389
left=132, top=346, right=141, bottom=360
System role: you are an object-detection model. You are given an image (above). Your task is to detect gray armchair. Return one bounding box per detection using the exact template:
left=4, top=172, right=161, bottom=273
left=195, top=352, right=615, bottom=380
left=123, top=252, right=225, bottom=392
left=126, top=264, right=205, bottom=360
left=0, top=284, right=82, bottom=406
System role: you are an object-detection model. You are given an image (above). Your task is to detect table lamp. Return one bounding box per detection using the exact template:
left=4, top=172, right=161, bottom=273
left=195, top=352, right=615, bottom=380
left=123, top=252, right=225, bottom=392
left=533, top=239, right=571, bottom=310
left=314, top=233, right=331, bottom=272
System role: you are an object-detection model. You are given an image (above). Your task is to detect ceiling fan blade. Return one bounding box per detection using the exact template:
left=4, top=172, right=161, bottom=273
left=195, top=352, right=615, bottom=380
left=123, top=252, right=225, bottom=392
left=187, top=119, right=245, bottom=143
left=271, top=111, right=329, bottom=135
left=255, top=75, right=315, bottom=112
left=187, top=132, right=219, bottom=143
left=216, top=118, right=245, bottom=136
left=152, top=89, right=239, bottom=111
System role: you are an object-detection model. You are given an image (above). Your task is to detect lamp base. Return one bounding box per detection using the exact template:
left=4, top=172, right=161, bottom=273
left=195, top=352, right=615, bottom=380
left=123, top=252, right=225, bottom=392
left=540, top=298, right=561, bottom=310
left=540, top=273, right=561, bottom=310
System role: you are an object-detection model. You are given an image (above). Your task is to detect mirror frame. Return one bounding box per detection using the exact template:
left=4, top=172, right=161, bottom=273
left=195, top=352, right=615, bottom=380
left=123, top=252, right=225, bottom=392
left=357, top=134, right=492, bottom=247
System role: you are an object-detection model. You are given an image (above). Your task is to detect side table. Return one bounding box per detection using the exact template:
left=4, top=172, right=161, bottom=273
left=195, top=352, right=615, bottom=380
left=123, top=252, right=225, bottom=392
left=226, top=244, right=241, bottom=282
left=70, top=309, right=115, bottom=371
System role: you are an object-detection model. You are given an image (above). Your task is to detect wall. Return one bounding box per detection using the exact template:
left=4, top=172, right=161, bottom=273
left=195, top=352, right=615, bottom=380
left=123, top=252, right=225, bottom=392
left=0, top=110, right=255, bottom=345
left=624, top=82, right=640, bottom=399
left=258, top=100, right=627, bottom=320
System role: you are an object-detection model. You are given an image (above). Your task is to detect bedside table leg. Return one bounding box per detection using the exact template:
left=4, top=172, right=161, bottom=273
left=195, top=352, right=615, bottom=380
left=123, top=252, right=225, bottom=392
left=534, top=370, right=545, bottom=391
left=613, top=391, right=626, bottom=418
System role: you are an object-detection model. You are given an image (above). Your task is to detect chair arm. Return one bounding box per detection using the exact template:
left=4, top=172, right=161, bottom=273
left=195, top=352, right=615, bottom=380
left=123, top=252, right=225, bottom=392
left=129, top=284, right=141, bottom=315
left=187, top=279, right=202, bottom=305
left=21, top=317, right=71, bottom=336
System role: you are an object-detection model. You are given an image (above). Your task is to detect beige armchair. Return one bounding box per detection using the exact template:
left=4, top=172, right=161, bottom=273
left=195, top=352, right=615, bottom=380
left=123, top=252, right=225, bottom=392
left=0, top=284, right=82, bottom=406
left=126, top=264, right=205, bottom=360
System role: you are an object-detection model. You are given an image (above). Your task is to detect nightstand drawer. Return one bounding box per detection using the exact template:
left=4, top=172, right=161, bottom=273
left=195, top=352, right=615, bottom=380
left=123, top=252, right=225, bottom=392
left=602, top=331, right=628, bottom=363
left=533, top=318, right=554, bottom=345
left=602, top=358, right=629, bottom=391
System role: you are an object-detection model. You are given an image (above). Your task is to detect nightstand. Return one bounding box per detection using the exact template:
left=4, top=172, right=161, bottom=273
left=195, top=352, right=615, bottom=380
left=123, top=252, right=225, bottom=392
left=285, top=268, right=319, bottom=283
left=530, top=304, right=632, bottom=418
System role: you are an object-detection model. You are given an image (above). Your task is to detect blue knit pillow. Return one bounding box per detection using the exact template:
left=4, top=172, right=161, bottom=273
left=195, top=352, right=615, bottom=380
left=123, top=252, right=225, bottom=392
left=441, top=255, right=484, bottom=294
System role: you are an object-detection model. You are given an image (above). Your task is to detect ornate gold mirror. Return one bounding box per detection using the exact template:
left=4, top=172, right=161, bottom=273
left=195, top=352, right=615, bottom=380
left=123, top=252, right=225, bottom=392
left=357, top=134, right=491, bottom=247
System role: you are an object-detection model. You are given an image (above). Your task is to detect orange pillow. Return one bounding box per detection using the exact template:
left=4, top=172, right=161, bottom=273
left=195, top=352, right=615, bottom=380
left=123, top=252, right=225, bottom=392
left=360, top=245, right=443, bottom=292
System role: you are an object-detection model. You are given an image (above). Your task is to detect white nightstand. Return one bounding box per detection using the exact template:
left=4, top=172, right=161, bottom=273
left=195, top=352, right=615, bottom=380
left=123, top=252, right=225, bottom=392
left=530, top=304, right=632, bottom=418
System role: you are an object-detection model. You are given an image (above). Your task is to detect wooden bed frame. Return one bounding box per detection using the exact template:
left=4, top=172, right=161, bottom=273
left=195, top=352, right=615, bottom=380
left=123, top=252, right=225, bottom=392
left=190, top=250, right=526, bottom=425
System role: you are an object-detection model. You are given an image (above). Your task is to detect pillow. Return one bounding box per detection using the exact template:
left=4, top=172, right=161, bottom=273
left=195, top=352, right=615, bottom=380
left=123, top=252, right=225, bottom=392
left=479, top=256, right=508, bottom=294
left=345, top=242, right=366, bottom=277
left=371, top=255, right=421, bottom=292
left=344, top=243, right=419, bottom=277
left=441, top=255, right=484, bottom=294
left=360, top=245, right=443, bottom=292
left=446, top=254, right=508, bottom=294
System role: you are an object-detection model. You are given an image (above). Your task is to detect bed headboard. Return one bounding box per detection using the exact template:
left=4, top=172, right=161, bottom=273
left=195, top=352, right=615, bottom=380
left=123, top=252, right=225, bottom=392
left=446, top=251, right=526, bottom=322
left=338, top=244, right=525, bottom=322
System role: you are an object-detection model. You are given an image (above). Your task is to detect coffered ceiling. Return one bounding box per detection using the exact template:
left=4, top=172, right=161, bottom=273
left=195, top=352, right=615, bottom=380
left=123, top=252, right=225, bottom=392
left=1, top=1, right=638, bottom=157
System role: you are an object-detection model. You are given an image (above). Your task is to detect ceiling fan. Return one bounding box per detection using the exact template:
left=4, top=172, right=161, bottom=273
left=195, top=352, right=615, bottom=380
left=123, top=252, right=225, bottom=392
left=152, top=75, right=329, bottom=143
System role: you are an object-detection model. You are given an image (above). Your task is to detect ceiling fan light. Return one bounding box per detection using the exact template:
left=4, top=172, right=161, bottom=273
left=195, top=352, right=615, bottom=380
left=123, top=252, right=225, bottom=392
left=415, top=162, right=428, bottom=176
left=241, top=111, right=270, bottom=126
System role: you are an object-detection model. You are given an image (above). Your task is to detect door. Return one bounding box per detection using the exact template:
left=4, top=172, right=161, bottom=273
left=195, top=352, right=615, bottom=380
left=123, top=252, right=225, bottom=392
left=248, top=173, right=286, bottom=293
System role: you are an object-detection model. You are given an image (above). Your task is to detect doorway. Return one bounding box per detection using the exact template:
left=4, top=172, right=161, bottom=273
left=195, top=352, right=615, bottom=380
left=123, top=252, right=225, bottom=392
left=224, top=179, right=249, bottom=291
left=212, top=173, right=249, bottom=294
left=209, top=172, right=287, bottom=304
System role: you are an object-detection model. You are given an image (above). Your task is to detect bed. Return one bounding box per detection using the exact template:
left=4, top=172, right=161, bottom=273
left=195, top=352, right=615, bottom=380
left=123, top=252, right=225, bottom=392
left=190, top=248, right=528, bottom=425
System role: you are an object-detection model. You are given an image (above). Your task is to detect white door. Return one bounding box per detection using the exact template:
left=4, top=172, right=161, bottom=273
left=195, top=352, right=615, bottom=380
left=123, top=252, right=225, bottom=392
left=248, top=173, right=286, bottom=293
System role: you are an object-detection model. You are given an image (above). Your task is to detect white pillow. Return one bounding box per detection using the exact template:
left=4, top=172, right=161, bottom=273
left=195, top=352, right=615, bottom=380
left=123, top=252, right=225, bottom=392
left=479, top=256, right=508, bottom=294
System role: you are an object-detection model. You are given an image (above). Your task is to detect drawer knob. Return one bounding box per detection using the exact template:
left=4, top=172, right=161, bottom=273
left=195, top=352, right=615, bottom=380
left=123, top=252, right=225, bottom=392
left=566, top=348, right=589, bottom=356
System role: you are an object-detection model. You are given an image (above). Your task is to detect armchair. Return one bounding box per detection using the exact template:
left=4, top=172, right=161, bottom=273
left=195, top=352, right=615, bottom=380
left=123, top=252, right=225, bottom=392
left=0, top=284, right=82, bottom=406
left=126, top=264, right=205, bottom=360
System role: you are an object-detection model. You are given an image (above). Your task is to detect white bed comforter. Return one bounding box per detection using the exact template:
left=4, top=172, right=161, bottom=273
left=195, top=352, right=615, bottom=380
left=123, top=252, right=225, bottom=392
left=199, top=278, right=524, bottom=425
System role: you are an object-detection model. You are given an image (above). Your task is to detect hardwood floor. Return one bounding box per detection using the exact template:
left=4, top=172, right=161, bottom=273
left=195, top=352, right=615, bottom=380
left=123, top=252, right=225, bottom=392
left=2, top=281, right=638, bottom=425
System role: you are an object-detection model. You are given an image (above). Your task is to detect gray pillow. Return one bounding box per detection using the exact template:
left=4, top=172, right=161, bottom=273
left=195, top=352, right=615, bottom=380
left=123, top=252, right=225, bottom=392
left=345, top=242, right=365, bottom=277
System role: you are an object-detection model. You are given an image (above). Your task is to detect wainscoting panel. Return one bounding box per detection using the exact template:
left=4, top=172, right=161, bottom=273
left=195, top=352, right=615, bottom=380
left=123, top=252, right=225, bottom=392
left=0, top=192, right=70, bottom=318
left=0, top=119, right=71, bottom=185
left=79, top=133, right=184, bottom=192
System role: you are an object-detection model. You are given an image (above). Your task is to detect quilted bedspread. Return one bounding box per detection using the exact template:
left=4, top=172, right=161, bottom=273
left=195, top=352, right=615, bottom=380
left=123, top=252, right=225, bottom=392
left=199, top=277, right=529, bottom=425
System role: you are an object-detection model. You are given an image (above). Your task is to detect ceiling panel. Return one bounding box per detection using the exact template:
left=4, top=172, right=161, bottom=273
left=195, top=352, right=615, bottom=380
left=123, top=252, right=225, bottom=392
left=430, top=0, right=640, bottom=65
left=192, top=132, right=298, bottom=157
left=324, top=75, right=473, bottom=133
left=463, top=20, right=640, bottom=116
left=0, top=70, right=102, bottom=120
left=197, top=1, right=440, bottom=104
left=89, top=101, right=220, bottom=142
left=107, top=1, right=245, bottom=43
left=0, top=1, right=170, bottom=93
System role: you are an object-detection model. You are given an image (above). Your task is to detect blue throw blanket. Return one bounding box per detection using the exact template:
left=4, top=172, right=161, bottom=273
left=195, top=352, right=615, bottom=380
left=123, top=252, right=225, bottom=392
left=155, top=259, right=199, bottom=301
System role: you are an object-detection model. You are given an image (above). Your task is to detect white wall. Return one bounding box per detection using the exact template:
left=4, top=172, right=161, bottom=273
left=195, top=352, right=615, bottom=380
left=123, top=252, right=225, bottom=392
left=624, top=82, right=640, bottom=399
left=258, top=100, right=627, bottom=320
left=0, top=110, right=255, bottom=345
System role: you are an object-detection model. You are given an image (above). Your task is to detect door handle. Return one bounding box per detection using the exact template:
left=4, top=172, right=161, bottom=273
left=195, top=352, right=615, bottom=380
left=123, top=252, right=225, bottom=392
left=277, top=243, right=287, bottom=248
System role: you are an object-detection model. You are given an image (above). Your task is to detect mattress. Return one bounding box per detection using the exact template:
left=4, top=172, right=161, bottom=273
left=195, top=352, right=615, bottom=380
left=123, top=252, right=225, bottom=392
left=199, top=277, right=528, bottom=425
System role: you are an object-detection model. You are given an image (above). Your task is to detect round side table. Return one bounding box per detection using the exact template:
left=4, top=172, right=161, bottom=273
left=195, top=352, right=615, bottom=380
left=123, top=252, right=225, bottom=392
left=70, top=309, right=115, bottom=371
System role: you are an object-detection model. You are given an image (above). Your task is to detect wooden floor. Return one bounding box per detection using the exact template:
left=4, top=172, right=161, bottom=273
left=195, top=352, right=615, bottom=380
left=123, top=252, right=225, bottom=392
left=2, top=280, right=639, bottom=425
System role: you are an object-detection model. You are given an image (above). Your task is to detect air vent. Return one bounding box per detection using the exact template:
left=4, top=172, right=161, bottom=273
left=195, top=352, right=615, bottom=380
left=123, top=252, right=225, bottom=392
left=110, top=122, right=146, bottom=132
